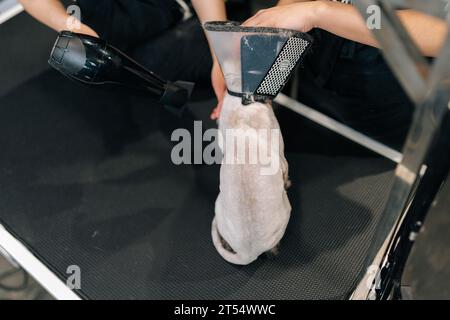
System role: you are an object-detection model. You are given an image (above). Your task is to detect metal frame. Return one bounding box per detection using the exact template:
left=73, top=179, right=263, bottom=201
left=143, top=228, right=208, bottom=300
left=275, top=94, right=404, bottom=163
left=0, top=224, right=81, bottom=300
left=386, top=0, right=449, bottom=19
left=0, top=0, right=23, bottom=25
left=0, top=0, right=77, bottom=300
left=276, top=0, right=450, bottom=300
left=386, top=114, right=450, bottom=299
left=351, top=0, right=450, bottom=299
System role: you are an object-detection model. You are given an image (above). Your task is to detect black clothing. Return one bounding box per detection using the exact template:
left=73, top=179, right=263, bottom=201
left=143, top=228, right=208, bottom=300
left=298, top=30, right=414, bottom=148
left=75, top=1, right=413, bottom=147
left=76, top=0, right=183, bottom=52
left=76, top=0, right=211, bottom=83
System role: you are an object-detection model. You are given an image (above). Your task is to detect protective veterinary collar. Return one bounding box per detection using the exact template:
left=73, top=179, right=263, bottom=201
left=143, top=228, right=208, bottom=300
left=204, top=21, right=313, bottom=105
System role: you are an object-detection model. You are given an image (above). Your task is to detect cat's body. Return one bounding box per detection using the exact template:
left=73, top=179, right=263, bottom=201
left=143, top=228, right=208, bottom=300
left=211, top=94, right=292, bottom=265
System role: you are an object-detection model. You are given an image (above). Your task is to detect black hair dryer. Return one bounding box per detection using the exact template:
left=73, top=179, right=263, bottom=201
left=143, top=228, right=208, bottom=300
left=48, top=31, right=194, bottom=112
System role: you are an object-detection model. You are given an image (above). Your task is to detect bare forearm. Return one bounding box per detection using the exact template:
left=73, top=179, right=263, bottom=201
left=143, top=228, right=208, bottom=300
left=278, top=0, right=312, bottom=5
left=191, top=0, right=227, bottom=60
left=191, top=0, right=226, bottom=23
left=397, top=10, right=448, bottom=57
left=18, top=0, right=69, bottom=32
left=317, top=1, right=447, bottom=57
left=19, top=0, right=98, bottom=36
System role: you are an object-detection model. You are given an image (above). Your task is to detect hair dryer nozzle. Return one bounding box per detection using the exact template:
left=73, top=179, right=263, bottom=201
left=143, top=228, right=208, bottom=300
left=161, top=81, right=195, bottom=116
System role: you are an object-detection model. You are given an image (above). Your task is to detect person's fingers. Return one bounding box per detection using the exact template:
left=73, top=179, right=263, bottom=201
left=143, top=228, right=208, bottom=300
left=244, top=14, right=274, bottom=27
left=242, top=10, right=262, bottom=26
left=211, top=94, right=224, bottom=120
left=242, top=15, right=260, bottom=26
left=79, top=24, right=99, bottom=37
left=211, top=106, right=220, bottom=120
left=214, top=100, right=223, bottom=117
left=243, top=7, right=278, bottom=26
left=210, top=53, right=227, bottom=120
left=245, top=19, right=269, bottom=28
left=213, top=107, right=222, bottom=120
left=210, top=107, right=218, bottom=120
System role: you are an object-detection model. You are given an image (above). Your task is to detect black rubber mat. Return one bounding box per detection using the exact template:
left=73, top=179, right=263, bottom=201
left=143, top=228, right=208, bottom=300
left=0, top=12, right=395, bottom=299
left=0, top=12, right=57, bottom=96
left=0, top=67, right=395, bottom=299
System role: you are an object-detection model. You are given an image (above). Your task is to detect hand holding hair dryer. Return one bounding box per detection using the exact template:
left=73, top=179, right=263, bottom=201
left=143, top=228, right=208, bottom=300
left=48, top=31, right=194, bottom=111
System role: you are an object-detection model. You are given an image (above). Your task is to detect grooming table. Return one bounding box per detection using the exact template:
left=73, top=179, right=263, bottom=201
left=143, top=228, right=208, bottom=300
left=0, top=11, right=396, bottom=300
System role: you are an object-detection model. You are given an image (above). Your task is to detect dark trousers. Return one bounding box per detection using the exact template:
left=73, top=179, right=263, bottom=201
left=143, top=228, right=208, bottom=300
left=77, top=0, right=212, bottom=83
left=131, top=18, right=212, bottom=84
left=297, top=30, right=414, bottom=149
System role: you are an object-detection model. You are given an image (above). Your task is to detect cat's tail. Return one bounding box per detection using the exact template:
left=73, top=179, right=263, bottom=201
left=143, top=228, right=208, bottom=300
left=211, top=217, right=257, bottom=266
